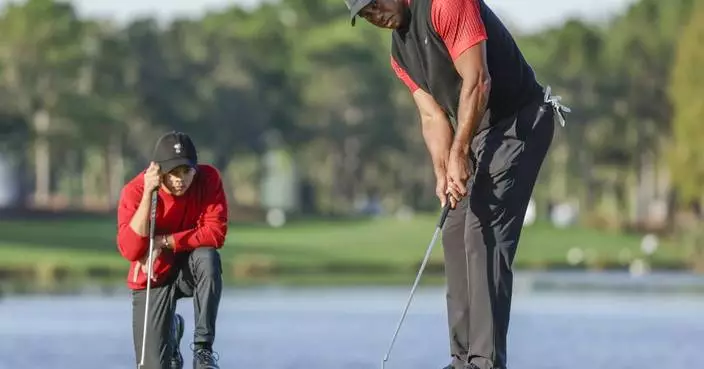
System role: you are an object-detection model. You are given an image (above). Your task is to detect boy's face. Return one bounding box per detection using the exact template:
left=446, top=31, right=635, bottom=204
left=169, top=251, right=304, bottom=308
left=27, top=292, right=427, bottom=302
left=162, top=165, right=196, bottom=196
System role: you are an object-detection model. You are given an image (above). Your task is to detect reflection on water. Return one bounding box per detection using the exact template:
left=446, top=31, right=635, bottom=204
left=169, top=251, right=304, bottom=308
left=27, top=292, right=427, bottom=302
left=1, top=273, right=703, bottom=369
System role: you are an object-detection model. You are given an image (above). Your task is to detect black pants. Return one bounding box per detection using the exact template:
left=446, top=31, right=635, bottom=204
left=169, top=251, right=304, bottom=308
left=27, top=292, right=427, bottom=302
left=443, top=97, right=555, bottom=369
left=131, top=247, right=223, bottom=369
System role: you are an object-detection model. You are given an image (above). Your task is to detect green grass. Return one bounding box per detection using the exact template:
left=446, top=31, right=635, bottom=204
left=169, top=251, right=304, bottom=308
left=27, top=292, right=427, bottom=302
left=0, top=214, right=692, bottom=284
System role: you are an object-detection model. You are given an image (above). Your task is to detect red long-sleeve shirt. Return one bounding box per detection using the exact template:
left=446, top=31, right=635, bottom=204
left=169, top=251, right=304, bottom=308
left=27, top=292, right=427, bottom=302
left=116, top=164, right=229, bottom=290
left=391, top=0, right=488, bottom=93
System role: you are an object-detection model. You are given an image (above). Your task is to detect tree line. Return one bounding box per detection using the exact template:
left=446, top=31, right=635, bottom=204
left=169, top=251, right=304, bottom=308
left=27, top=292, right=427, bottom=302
left=0, top=0, right=702, bottom=233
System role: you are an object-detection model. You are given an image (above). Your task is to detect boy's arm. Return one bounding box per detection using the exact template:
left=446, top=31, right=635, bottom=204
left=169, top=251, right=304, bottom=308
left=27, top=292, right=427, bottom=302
left=167, top=167, right=229, bottom=252
left=116, top=184, right=151, bottom=262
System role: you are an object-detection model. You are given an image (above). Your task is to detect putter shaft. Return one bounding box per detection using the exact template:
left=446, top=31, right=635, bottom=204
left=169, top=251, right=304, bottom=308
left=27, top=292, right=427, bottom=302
left=138, top=190, right=159, bottom=367
left=381, top=203, right=450, bottom=369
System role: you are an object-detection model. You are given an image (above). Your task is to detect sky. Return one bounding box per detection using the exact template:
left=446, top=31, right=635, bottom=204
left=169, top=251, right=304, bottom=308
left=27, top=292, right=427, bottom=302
left=1, top=0, right=638, bottom=32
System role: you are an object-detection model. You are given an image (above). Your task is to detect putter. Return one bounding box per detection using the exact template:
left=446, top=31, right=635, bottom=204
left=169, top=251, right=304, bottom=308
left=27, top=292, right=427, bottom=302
left=138, top=190, right=159, bottom=368
left=381, top=198, right=452, bottom=369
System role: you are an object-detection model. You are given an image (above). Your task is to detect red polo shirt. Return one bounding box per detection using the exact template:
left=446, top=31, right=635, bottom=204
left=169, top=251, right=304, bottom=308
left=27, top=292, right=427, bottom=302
left=391, top=0, right=488, bottom=92
left=116, top=164, right=228, bottom=290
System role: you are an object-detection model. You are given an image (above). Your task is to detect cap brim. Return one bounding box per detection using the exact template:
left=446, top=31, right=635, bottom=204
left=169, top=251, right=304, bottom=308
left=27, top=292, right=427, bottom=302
left=158, top=158, right=196, bottom=174
left=349, top=0, right=372, bottom=27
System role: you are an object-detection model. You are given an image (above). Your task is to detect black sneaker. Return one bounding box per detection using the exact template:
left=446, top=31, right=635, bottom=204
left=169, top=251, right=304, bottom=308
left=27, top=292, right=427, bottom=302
left=193, top=346, right=220, bottom=369
left=170, top=314, right=185, bottom=369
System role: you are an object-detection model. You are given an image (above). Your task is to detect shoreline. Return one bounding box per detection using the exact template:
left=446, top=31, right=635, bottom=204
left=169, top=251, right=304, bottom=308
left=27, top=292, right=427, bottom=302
left=0, top=256, right=692, bottom=282
left=2, top=263, right=703, bottom=297
left=1, top=215, right=700, bottom=295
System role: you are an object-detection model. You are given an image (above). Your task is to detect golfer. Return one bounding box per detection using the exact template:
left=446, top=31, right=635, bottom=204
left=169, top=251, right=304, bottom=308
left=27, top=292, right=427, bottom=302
left=344, top=1, right=569, bottom=368
left=117, top=131, right=228, bottom=369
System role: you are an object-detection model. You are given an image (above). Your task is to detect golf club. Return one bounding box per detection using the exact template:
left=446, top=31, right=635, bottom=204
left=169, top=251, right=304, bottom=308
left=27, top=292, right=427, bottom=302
left=138, top=190, right=159, bottom=368
left=380, top=198, right=452, bottom=369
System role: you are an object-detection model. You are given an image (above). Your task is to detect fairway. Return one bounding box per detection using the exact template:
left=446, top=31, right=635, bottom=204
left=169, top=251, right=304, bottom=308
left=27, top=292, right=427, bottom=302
left=0, top=214, right=690, bottom=285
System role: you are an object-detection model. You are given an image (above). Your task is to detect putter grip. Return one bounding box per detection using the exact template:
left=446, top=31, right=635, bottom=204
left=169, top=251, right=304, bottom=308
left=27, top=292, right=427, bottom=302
left=148, top=190, right=158, bottom=238
left=436, top=197, right=451, bottom=229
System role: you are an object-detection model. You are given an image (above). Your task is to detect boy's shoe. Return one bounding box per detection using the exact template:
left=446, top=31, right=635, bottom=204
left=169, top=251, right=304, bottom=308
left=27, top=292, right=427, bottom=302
left=193, top=346, right=220, bottom=369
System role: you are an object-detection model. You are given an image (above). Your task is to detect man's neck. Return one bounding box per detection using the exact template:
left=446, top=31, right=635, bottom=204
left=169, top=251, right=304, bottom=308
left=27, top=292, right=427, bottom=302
left=398, top=4, right=412, bottom=31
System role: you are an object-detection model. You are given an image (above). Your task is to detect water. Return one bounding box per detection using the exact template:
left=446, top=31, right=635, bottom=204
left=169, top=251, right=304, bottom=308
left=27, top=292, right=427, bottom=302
left=1, top=283, right=703, bottom=369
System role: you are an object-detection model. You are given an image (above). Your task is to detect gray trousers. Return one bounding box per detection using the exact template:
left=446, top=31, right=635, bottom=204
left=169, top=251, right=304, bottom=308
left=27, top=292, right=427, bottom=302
left=131, top=247, right=223, bottom=369
left=443, top=97, right=554, bottom=369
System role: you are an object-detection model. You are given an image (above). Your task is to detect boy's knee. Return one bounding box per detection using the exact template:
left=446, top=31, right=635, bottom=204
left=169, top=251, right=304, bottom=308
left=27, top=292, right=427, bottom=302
left=190, top=247, right=222, bottom=276
left=191, top=247, right=220, bottom=259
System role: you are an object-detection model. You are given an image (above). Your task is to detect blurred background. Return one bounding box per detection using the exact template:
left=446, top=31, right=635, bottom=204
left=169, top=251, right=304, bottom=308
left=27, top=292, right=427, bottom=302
left=0, top=0, right=703, bottom=368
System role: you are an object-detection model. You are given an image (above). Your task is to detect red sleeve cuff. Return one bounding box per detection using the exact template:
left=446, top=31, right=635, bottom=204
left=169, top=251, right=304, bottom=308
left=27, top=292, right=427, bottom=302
left=390, top=55, right=420, bottom=93
left=171, top=230, right=194, bottom=252
left=448, top=34, right=487, bottom=61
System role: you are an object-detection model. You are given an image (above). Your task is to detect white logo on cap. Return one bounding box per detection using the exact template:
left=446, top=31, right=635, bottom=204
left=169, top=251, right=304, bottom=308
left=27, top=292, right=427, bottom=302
left=174, top=143, right=182, bottom=154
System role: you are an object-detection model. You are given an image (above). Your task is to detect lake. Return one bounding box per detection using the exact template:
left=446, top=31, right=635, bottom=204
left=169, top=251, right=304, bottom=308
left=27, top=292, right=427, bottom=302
left=1, top=272, right=703, bottom=369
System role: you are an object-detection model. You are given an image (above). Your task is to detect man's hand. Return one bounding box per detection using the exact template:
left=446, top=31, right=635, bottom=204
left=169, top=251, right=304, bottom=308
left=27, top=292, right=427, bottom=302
left=446, top=149, right=471, bottom=208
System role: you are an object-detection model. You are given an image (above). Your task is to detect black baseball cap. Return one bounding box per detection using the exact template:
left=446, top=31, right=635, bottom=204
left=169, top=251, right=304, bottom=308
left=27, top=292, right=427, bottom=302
left=344, top=0, right=373, bottom=26
left=151, top=131, right=198, bottom=174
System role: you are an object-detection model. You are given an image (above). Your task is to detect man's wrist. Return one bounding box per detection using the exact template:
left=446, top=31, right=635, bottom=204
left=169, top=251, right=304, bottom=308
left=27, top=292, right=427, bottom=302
left=432, top=156, right=448, bottom=175
left=451, top=142, right=470, bottom=157
left=433, top=165, right=446, bottom=178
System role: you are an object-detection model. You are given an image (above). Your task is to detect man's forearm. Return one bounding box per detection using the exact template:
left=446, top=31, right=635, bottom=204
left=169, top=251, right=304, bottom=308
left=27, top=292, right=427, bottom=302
left=452, top=75, right=491, bottom=155
left=421, top=115, right=454, bottom=175
left=129, top=191, right=155, bottom=237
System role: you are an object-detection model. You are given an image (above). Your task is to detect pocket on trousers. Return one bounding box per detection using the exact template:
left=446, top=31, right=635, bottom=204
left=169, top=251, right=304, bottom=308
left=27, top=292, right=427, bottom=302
left=487, top=137, right=525, bottom=176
